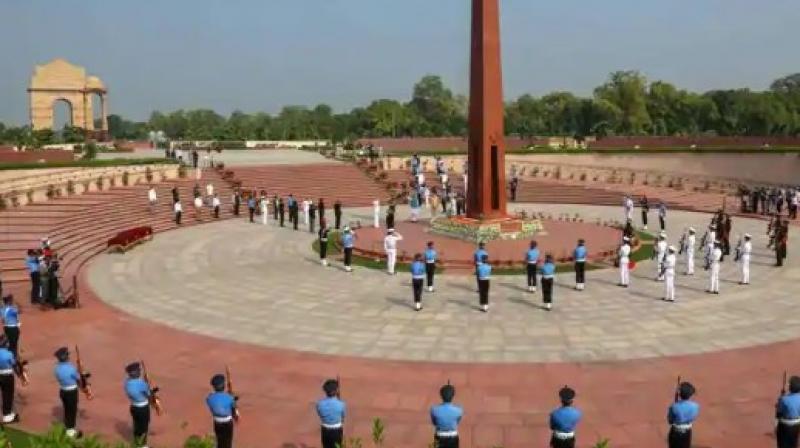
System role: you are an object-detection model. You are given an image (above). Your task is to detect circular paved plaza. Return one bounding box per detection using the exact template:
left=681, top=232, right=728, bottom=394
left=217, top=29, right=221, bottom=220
left=88, top=204, right=800, bottom=363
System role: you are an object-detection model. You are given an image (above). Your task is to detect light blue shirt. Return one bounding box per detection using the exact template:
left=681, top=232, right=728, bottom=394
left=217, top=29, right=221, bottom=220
left=124, top=378, right=151, bottom=405
left=54, top=362, right=80, bottom=389
left=541, top=262, right=556, bottom=278
left=430, top=403, right=463, bottom=432
left=425, top=248, right=437, bottom=264
left=477, top=263, right=492, bottom=280
left=2, top=306, right=19, bottom=327
left=526, top=248, right=540, bottom=264
left=668, top=400, right=700, bottom=425
left=473, top=248, right=488, bottom=265
left=25, top=256, right=39, bottom=274
left=316, top=397, right=346, bottom=425
left=778, top=394, right=800, bottom=419
left=574, top=245, right=587, bottom=262
left=550, top=406, right=582, bottom=432
left=206, top=391, right=236, bottom=418
left=341, top=233, right=355, bottom=249
left=0, top=349, right=15, bottom=371
left=411, top=261, right=426, bottom=279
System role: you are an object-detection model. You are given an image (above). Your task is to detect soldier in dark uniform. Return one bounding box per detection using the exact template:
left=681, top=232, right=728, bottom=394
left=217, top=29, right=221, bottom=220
left=334, top=200, right=343, bottom=230
left=1, top=295, right=20, bottom=358
left=206, top=374, right=237, bottom=448
left=232, top=189, right=241, bottom=216
left=124, top=362, right=153, bottom=448
left=777, top=219, right=789, bottom=267
left=509, top=177, right=519, bottom=202
left=549, top=386, right=582, bottom=448
left=318, top=198, right=326, bottom=224
left=0, top=335, right=20, bottom=424
left=640, top=195, right=650, bottom=230
left=319, top=221, right=330, bottom=266
left=316, top=379, right=345, bottom=448
left=386, top=205, right=396, bottom=230
left=309, top=201, right=317, bottom=234
left=278, top=197, right=285, bottom=227
left=272, top=195, right=279, bottom=221
left=667, top=382, right=699, bottom=448
left=53, top=347, right=83, bottom=439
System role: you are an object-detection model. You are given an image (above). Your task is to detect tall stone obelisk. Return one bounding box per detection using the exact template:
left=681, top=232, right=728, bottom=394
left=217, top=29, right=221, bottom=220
left=466, top=0, right=507, bottom=220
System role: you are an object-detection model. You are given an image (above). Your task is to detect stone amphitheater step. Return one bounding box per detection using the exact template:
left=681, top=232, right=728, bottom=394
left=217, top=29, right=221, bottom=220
left=230, top=164, right=390, bottom=207
left=0, top=169, right=238, bottom=284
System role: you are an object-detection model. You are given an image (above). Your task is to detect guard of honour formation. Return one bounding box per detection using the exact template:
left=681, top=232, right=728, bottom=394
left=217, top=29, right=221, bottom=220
left=6, top=166, right=794, bottom=448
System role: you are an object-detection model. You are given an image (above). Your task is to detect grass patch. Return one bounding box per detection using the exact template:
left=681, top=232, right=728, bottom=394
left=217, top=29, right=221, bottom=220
left=3, top=426, right=35, bottom=447
left=0, top=158, right=177, bottom=171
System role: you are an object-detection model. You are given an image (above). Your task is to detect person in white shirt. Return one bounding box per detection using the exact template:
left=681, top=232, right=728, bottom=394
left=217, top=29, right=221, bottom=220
left=174, top=200, right=183, bottom=225
left=194, top=195, right=203, bottom=219
left=383, top=229, right=403, bottom=275
left=707, top=241, right=723, bottom=294
left=623, top=196, right=634, bottom=222
left=147, top=187, right=157, bottom=212
left=205, top=183, right=214, bottom=201
left=663, top=246, right=677, bottom=302
left=684, top=227, right=696, bottom=275
left=416, top=172, right=425, bottom=187
left=260, top=195, right=268, bottom=225
left=739, top=234, right=752, bottom=285
left=212, top=194, right=221, bottom=219
left=704, top=225, right=716, bottom=261
left=303, top=200, right=310, bottom=226
left=373, top=199, right=381, bottom=228
left=618, top=237, right=631, bottom=287
left=655, top=232, right=668, bottom=281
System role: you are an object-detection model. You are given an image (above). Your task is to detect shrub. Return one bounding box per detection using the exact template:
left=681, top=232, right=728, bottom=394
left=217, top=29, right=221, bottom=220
left=109, top=176, right=116, bottom=188
left=66, top=180, right=75, bottom=195
left=46, top=184, right=57, bottom=199
left=122, top=171, right=130, bottom=186
left=96, top=176, right=104, bottom=191
left=83, top=142, right=98, bottom=160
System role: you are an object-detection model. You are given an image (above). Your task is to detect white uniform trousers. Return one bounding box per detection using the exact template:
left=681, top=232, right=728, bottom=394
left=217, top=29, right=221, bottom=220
left=386, top=249, right=397, bottom=274
left=665, top=271, right=676, bottom=301
left=619, top=258, right=630, bottom=286
left=374, top=209, right=380, bottom=228
left=741, top=255, right=750, bottom=284
left=685, top=250, right=695, bottom=275
left=709, top=263, right=720, bottom=292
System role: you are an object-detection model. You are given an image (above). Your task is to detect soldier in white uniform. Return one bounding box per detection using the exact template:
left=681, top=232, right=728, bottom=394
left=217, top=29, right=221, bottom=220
left=373, top=199, right=381, bottom=228
left=206, top=182, right=214, bottom=204
left=618, top=237, right=631, bottom=287
left=194, top=195, right=203, bottom=219
left=707, top=241, right=723, bottom=294
left=704, top=225, right=717, bottom=261
left=739, top=234, right=752, bottom=285
left=260, top=195, right=269, bottom=225
left=663, top=246, right=677, bottom=302
left=684, top=227, right=696, bottom=275
left=655, top=232, right=668, bottom=281
left=623, top=196, right=634, bottom=222
left=147, top=187, right=157, bottom=212
left=303, top=199, right=311, bottom=226
left=383, top=229, right=403, bottom=275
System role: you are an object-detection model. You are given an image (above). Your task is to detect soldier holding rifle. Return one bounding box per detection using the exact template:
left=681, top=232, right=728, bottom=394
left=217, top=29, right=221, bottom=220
left=206, top=370, right=238, bottom=448
left=124, top=361, right=161, bottom=448
left=316, top=378, right=346, bottom=448
left=667, top=379, right=699, bottom=448
left=776, top=373, right=800, bottom=448
left=53, top=346, right=90, bottom=438
left=0, top=335, right=22, bottom=424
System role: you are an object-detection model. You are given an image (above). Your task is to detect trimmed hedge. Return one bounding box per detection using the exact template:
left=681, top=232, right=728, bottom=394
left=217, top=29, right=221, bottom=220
left=0, top=158, right=177, bottom=171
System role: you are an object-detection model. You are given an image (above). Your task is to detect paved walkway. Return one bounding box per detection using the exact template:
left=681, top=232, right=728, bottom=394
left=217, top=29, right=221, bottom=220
left=87, top=204, right=797, bottom=363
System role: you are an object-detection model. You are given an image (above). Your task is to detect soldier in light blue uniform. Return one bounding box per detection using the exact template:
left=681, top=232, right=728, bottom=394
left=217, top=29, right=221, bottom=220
left=473, top=243, right=488, bottom=292
left=53, top=347, right=82, bottom=438
left=549, top=386, right=582, bottom=448
left=573, top=239, right=588, bottom=291
left=1, top=295, right=20, bottom=358
left=341, top=227, right=356, bottom=272
left=776, top=375, right=800, bottom=448
left=424, top=241, right=437, bottom=292
left=667, top=381, right=700, bottom=448
left=124, top=362, right=153, bottom=448
left=206, top=374, right=237, bottom=448
left=541, top=255, right=556, bottom=311
left=477, top=255, right=492, bottom=312
left=411, top=254, right=426, bottom=311
left=430, top=383, right=463, bottom=448
left=316, top=379, right=346, bottom=448
left=0, top=336, right=19, bottom=424
left=525, top=241, right=540, bottom=293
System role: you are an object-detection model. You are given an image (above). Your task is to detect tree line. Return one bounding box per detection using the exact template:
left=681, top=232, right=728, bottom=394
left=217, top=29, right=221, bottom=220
left=1, top=71, right=800, bottom=146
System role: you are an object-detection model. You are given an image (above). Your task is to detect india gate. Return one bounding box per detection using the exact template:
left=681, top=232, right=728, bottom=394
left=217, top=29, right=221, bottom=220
left=28, top=58, right=109, bottom=140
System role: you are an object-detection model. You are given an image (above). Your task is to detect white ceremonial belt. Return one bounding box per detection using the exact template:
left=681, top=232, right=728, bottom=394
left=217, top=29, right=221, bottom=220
left=780, top=418, right=800, bottom=426
left=478, top=277, right=490, bottom=281
left=321, top=422, right=343, bottom=429
left=214, top=415, right=233, bottom=423
left=528, top=261, right=538, bottom=264
left=0, top=369, right=13, bottom=375
left=436, top=430, right=458, bottom=437
left=671, top=423, right=692, bottom=431
left=413, top=276, right=425, bottom=280
left=3, top=324, right=19, bottom=328
left=575, top=259, right=586, bottom=263
left=426, top=261, right=436, bottom=264
left=61, top=385, right=78, bottom=391
left=543, top=275, right=555, bottom=279
left=131, top=401, right=149, bottom=408
left=552, top=431, right=575, bottom=440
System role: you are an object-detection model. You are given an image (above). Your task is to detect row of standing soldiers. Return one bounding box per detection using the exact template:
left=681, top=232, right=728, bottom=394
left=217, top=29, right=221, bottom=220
left=231, top=189, right=346, bottom=231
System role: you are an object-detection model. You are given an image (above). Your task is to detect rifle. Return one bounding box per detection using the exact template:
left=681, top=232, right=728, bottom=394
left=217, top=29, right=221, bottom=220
left=678, top=231, right=687, bottom=255
left=674, top=376, right=682, bottom=403
left=225, top=365, right=240, bottom=422
left=75, top=345, right=93, bottom=400
left=777, top=371, right=787, bottom=419
left=336, top=374, right=342, bottom=399
left=14, top=347, right=29, bottom=387
left=141, top=360, right=164, bottom=416
left=733, top=237, right=743, bottom=262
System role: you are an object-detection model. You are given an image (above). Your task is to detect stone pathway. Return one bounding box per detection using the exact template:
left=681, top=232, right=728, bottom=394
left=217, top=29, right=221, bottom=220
left=87, top=204, right=798, bottom=363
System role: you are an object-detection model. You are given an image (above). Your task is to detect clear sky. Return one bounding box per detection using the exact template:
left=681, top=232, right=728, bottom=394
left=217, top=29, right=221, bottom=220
left=1, top=0, right=798, bottom=125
